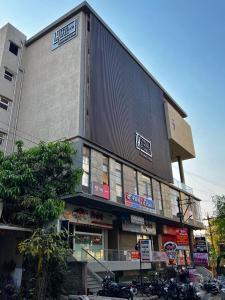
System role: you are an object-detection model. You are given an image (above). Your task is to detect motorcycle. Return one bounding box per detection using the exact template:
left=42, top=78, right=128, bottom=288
left=97, top=276, right=133, bottom=300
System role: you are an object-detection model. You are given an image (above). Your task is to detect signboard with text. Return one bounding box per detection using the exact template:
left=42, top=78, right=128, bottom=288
left=125, top=192, right=155, bottom=213
left=140, top=239, right=152, bottom=262
left=176, top=228, right=189, bottom=249
left=193, top=253, right=209, bottom=266
left=52, top=18, right=79, bottom=50
left=63, top=205, right=113, bottom=229
left=194, top=236, right=208, bottom=253
left=92, top=182, right=110, bottom=200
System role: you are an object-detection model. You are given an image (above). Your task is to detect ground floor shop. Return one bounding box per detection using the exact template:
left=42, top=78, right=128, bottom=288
left=61, top=203, right=195, bottom=268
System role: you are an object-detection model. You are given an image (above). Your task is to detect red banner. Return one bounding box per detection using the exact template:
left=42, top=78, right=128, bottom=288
left=176, top=228, right=189, bottom=246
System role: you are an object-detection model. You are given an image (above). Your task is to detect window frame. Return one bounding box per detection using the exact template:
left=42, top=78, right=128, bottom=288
left=4, top=69, right=14, bottom=81
left=115, top=161, right=123, bottom=202
left=0, top=131, right=6, bottom=146
left=82, top=146, right=91, bottom=193
left=9, top=41, right=19, bottom=56
left=0, top=97, right=10, bottom=111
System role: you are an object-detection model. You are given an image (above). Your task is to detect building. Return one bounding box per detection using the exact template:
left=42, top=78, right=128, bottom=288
left=0, top=1, right=204, bottom=291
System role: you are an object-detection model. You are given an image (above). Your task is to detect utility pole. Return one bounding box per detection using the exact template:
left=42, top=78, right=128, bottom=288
left=202, top=214, right=216, bottom=276
left=203, top=214, right=215, bottom=251
left=177, top=196, right=188, bottom=267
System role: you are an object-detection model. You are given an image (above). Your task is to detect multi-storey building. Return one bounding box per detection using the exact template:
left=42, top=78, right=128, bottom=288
left=0, top=1, right=204, bottom=291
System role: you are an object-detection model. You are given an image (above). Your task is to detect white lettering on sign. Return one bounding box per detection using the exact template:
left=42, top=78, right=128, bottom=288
left=140, top=239, right=152, bottom=262
left=135, top=132, right=152, bottom=160
left=52, top=18, right=79, bottom=50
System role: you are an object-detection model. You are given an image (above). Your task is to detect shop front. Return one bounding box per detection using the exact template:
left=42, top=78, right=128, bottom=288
left=161, top=225, right=191, bottom=266
left=61, top=204, right=114, bottom=261
left=120, top=214, right=157, bottom=258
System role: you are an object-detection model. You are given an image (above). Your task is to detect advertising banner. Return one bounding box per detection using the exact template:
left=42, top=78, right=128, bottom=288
left=194, top=236, right=208, bottom=253
left=125, top=192, right=155, bottom=213
left=193, top=253, right=209, bottom=266
left=64, top=205, right=113, bottom=229
left=92, top=182, right=110, bottom=200
left=176, top=228, right=189, bottom=248
left=140, top=239, right=152, bottom=262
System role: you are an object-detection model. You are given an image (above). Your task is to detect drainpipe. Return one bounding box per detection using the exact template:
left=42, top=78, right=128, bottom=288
left=4, top=40, right=24, bottom=155
left=177, top=156, right=185, bottom=184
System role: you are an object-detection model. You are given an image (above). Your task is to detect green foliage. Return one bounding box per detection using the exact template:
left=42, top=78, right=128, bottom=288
left=0, top=140, right=82, bottom=227
left=19, top=227, right=72, bottom=299
left=213, top=195, right=225, bottom=244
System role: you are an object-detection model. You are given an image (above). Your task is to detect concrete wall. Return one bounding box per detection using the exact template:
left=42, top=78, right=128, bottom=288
left=0, top=23, right=26, bottom=153
left=16, top=12, right=85, bottom=148
left=164, top=101, right=195, bottom=161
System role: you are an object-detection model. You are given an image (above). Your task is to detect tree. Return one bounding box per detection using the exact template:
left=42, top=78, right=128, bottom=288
left=0, top=141, right=82, bottom=299
left=19, top=228, right=71, bottom=300
left=212, top=195, right=225, bottom=246
left=0, top=140, right=82, bottom=227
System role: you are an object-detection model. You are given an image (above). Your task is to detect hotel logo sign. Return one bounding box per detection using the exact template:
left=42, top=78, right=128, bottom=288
left=135, top=132, right=152, bottom=160
left=52, top=18, right=79, bottom=50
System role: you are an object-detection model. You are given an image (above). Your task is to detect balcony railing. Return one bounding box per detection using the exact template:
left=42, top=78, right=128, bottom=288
left=173, top=178, right=193, bottom=195
left=73, top=249, right=168, bottom=263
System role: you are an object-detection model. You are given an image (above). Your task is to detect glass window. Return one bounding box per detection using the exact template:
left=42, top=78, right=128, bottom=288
left=82, top=146, right=90, bottom=188
left=9, top=41, right=19, bottom=56
left=4, top=69, right=13, bottom=81
left=152, top=179, right=163, bottom=212
left=0, top=132, right=6, bottom=146
left=102, top=155, right=109, bottom=185
left=0, top=97, right=9, bottom=111
left=115, top=162, right=123, bottom=200
left=170, top=188, right=179, bottom=217
left=142, top=174, right=152, bottom=198
left=133, top=170, right=138, bottom=194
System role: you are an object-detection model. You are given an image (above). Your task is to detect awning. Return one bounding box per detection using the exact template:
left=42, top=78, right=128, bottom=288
left=0, top=223, right=32, bottom=232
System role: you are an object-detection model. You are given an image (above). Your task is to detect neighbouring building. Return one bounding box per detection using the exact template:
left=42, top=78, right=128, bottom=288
left=0, top=1, right=204, bottom=292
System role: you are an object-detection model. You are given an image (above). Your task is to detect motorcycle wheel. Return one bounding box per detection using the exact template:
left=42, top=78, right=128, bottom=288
left=97, top=290, right=104, bottom=296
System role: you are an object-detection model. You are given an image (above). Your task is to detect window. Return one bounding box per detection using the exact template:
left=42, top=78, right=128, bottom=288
left=82, top=146, right=90, bottom=189
left=0, top=132, right=6, bottom=146
left=4, top=70, right=13, bottom=81
left=152, top=179, right=163, bottom=212
left=9, top=41, right=19, bottom=56
left=115, top=162, right=123, bottom=201
left=170, top=188, right=179, bottom=217
left=0, top=97, right=9, bottom=111
left=102, top=155, right=109, bottom=185
left=142, top=174, right=152, bottom=198
left=133, top=170, right=138, bottom=194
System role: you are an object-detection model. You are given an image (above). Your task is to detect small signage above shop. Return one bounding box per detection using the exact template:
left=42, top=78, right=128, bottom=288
left=63, top=205, right=113, bottom=229
left=130, top=215, right=144, bottom=225
left=125, top=192, right=155, bottom=213
left=92, top=182, right=110, bottom=200
left=52, top=18, right=79, bottom=50
left=135, top=132, right=152, bottom=160
left=176, top=228, right=189, bottom=249
left=122, top=219, right=156, bottom=235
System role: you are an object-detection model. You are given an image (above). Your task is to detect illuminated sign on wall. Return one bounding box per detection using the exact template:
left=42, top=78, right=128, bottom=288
left=52, top=18, right=79, bottom=50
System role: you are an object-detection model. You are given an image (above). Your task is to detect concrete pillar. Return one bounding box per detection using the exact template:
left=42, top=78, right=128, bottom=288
left=177, top=156, right=185, bottom=184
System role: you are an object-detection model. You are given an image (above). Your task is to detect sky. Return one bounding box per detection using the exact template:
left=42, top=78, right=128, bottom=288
left=1, top=0, right=225, bottom=217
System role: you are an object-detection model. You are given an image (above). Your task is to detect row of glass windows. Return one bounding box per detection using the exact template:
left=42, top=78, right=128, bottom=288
left=82, top=146, right=201, bottom=220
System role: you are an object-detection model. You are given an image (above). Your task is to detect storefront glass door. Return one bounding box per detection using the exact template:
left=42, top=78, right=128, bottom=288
left=73, top=225, right=104, bottom=261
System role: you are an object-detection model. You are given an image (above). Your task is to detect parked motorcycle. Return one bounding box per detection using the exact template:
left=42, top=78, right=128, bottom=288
left=97, top=276, right=133, bottom=300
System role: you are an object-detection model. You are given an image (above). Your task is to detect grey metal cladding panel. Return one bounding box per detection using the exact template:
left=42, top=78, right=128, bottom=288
left=87, top=15, right=173, bottom=182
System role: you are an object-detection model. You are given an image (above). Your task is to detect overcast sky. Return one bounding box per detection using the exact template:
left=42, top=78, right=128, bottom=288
left=1, top=0, right=225, bottom=217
